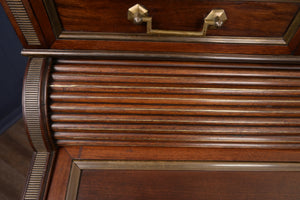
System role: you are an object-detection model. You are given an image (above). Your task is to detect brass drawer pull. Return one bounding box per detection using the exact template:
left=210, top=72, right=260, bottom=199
left=128, top=4, right=227, bottom=37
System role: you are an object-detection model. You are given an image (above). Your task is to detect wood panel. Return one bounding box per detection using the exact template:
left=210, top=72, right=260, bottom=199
left=48, top=59, right=300, bottom=148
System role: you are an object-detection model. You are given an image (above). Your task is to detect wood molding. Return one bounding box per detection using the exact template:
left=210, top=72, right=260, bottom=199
left=21, top=49, right=300, bottom=63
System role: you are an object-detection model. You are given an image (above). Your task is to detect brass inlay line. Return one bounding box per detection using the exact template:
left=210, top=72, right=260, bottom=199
left=59, top=31, right=286, bottom=45
left=284, top=10, right=300, bottom=43
left=42, top=0, right=62, bottom=37
left=74, top=160, right=300, bottom=171
left=66, top=162, right=81, bottom=200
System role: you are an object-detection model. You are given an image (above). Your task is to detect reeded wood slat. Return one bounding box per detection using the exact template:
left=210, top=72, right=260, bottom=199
left=50, top=92, right=300, bottom=107
left=52, top=73, right=300, bottom=87
left=53, top=64, right=300, bottom=78
left=50, top=103, right=300, bottom=117
left=48, top=59, right=300, bottom=148
left=54, top=132, right=300, bottom=144
left=51, top=114, right=300, bottom=126
left=50, top=82, right=300, bottom=96
left=51, top=123, right=300, bottom=135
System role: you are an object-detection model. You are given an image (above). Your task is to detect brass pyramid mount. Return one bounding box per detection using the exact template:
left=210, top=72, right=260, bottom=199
left=128, top=4, right=227, bottom=37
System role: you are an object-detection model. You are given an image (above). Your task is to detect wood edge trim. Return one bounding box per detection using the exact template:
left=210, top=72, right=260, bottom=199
left=74, top=160, right=300, bottom=172
left=65, top=162, right=81, bottom=200
left=21, top=49, right=300, bottom=64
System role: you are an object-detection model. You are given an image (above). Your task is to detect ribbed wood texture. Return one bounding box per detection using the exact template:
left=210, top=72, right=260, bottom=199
left=49, top=59, right=300, bottom=148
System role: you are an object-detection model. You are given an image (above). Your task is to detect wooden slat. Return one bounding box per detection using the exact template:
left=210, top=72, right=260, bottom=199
left=50, top=82, right=300, bottom=96
left=48, top=60, right=300, bottom=148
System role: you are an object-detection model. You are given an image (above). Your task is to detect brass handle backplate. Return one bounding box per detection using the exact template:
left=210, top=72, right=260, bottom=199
left=128, top=4, right=227, bottom=37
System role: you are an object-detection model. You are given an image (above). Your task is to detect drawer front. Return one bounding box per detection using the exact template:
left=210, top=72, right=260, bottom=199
left=3, top=0, right=300, bottom=53
left=49, top=0, right=300, bottom=53
left=48, top=58, right=300, bottom=149
left=54, top=0, right=297, bottom=37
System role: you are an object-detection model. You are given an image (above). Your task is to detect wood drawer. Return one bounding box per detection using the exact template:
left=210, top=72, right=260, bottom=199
left=2, top=0, right=300, bottom=54
left=49, top=0, right=300, bottom=54
left=54, top=0, right=297, bottom=37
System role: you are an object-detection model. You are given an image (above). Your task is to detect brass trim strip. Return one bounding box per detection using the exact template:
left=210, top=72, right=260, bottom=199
left=59, top=31, right=286, bottom=45
left=23, top=58, right=48, bottom=152
left=66, top=162, right=81, bottom=200
left=5, top=0, right=41, bottom=45
left=65, top=160, right=300, bottom=200
left=74, top=160, right=300, bottom=171
left=24, top=152, right=49, bottom=200
left=21, top=49, right=300, bottom=64
left=42, top=0, right=62, bottom=37
left=284, top=10, right=300, bottom=43
left=58, top=31, right=287, bottom=45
